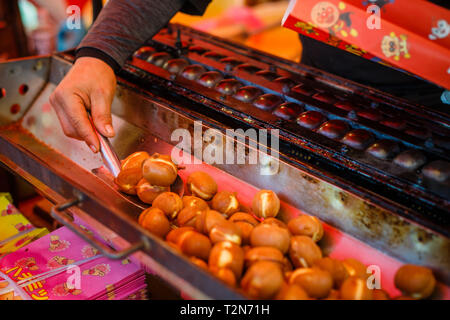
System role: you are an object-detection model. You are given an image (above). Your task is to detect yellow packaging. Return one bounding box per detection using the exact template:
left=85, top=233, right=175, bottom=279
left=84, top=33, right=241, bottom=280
left=0, top=193, right=48, bottom=257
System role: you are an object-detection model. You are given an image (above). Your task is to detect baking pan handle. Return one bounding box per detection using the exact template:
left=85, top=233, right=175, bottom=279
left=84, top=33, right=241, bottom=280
left=50, top=197, right=150, bottom=260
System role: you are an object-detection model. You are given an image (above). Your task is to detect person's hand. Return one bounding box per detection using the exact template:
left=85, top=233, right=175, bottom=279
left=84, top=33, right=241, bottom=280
left=49, top=56, right=116, bottom=153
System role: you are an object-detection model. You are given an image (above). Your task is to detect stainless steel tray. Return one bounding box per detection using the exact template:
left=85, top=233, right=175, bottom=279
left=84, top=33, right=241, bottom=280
left=0, top=55, right=448, bottom=298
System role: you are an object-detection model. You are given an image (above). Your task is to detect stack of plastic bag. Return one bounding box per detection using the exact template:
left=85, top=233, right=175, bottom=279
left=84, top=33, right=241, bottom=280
left=0, top=224, right=147, bottom=300
left=0, top=193, right=48, bottom=259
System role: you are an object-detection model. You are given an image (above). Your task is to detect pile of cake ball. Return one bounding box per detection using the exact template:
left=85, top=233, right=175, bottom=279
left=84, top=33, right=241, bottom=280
left=115, top=151, right=437, bottom=300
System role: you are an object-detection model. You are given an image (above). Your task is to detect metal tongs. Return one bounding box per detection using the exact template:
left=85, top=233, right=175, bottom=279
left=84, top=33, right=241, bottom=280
left=87, top=114, right=183, bottom=211
left=88, top=114, right=121, bottom=178
left=87, top=114, right=148, bottom=209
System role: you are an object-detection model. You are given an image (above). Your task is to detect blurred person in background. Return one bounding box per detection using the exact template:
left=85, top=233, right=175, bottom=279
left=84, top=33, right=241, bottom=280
left=26, top=0, right=65, bottom=55
left=19, top=0, right=89, bottom=55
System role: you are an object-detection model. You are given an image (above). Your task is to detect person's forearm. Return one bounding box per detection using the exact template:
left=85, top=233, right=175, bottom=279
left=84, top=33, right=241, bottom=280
left=76, top=0, right=186, bottom=72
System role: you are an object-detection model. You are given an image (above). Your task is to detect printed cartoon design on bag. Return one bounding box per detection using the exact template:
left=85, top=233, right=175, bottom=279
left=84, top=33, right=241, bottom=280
left=49, top=235, right=70, bottom=252
left=345, top=43, right=367, bottom=56
left=47, top=256, right=75, bottom=269
left=82, top=263, right=111, bottom=277
left=52, top=282, right=82, bottom=296
left=15, top=223, right=33, bottom=232
left=311, top=1, right=339, bottom=28
left=105, top=283, right=115, bottom=300
left=310, top=1, right=358, bottom=38
left=15, top=257, right=39, bottom=271
left=1, top=204, right=20, bottom=216
left=294, top=20, right=320, bottom=36
left=381, top=32, right=410, bottom=60
left=127, top=293, right=137, bottom=300
left=325, top=34, right=342, bottom=47
left=429, top=20, right=449, bottom=40
left=14, top=235, right=32, bottom=248
left=81, top=245, right=99, bottom=258
left=138, top=288, right=147, bottom=299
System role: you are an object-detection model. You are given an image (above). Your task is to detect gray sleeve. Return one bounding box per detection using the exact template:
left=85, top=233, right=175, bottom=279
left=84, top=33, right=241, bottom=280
left=77, top=0, right=188, bottom=69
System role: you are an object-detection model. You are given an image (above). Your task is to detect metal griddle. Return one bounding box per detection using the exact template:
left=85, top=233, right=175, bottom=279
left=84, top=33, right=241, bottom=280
left=0, top=24, right=448, bottom=299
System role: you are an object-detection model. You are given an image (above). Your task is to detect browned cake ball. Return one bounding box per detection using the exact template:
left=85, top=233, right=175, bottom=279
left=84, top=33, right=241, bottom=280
left=242, top=245, right=252, bottom=256
left=142, top=153, right=178, bottom=187
left=289, top=235, right=322, bottom=268
left=394, top=265, right=436, bottom=299
left=244, top=246, right=284, bottom=269
left=209, top=220, right=242, bottom=245
left=210, top=267, right=237, bottom=287
left=241, top=261, right=284, bottom=299
left=182, top=196, right=209, bottom=211
left=252, top=190, right=280, bottom=218
left=121, top=151, right=150, bottom=171
left=229, top=212, right=259, bottom=245
left=313, top=257, right=348, bottom=288
left=166, top=226, right=195, bottom=244
left=261, top=217, right=288, bottom=229
left=176, top=206, right=204, bottom=228
left=136, top=179, right=169, bottom=204
left=339, top=276, right=373, bottom=300
left=211, top=191, right=240, bottom=217
left=250, top=224, right=291, bottom=254
left=342, top=258, right=368, bottom=279
left=324, top=289, right=340, bottom=300
left=283, top=257, right=294, bottom=274
left=284, top=271, right=293, bottom=281
left=275, top=283, right=309, bottom=300
left=176, top=229, right=212, bottom=261
left=114, top=167, right=143, bottom=195
left=166, top=241, right=181, bottom=253
left=209, top=241, right=244, bottom=279
left=195, top=210, right=227, bottom=234
left=189, top=256, right=209, bottom=271
left=287, top=215, right=324, bottom=242
left=187, top=171, right=218, bottom=200
left=138, top=207, right=170, bottom=238
left=372, top=289, right=390, bottom=300
left=288, top=268, right=333, bottom=299
left=152, top=192, right=183, bottom=220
